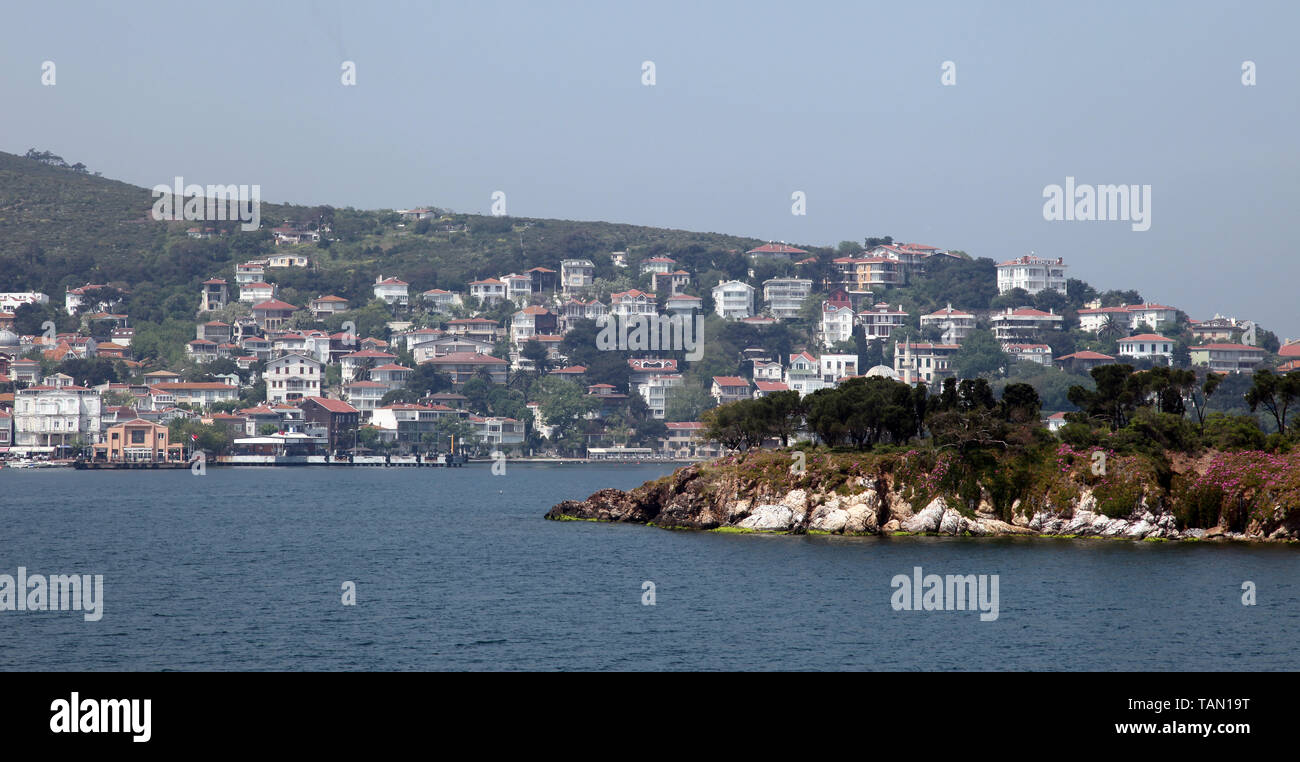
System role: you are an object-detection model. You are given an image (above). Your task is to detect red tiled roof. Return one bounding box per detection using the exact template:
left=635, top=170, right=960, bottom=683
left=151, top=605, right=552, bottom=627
left=302, top=397, right=359, bottom=414
left=423, top=352, right=506, bottom=364
left=251, top=299, right=298, bottom=311
left=747, top=243, right=809, bottom=255
left=1120, top=334, right=1173, bottom=343
left=1057, top=351, right=1115, bottom=361
left=712, top=376, right=749, bottom=387
left=1192, top=343, right=1265, bottom=352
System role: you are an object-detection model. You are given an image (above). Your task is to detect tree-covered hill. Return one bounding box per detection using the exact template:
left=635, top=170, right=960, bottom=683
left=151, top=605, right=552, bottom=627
left=0, top=148, right=781, bottom=323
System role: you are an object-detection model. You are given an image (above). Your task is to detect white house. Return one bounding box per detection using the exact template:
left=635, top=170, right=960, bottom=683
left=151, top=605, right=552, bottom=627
left=710, top=376, right=751, bottom=405
left=996, top=255, right=1067, bottom=295
left=609, top=289, right=656, bottom=318
left=638, top=373, right=683, bottom=419
left=920, top=304, right=976, bottom=342
left=265, top=353, right=324, bottom=405
left=990, top=307, right=1065, bottom=341
left=711, top=281, right=755, bottom=320
left=560, top=259, right=595, bottom=293
left=894, top=339, right=960, bottom=386
left=785, top=351, right=823, bottom=395
left=820, top=300, right=856, bottom=348
left=373, top=276, right=410, bottom=307
left=12, top=384, right=103, bottom=451
left=239, top=282, right=276, bottom=304
left=421, top=289, right=463, bottom=312
left=762, top=278, right=813, bottom=320
left=820, top=354, right=859, bottom=385
left=1003, top=343, right=1053, bottom=366
left=640, top=256, right=677, bottom=275
left=858, top=303, right=909, bottom=341
left=1117, top=333, right=1175, bottom=362
left=469, top=278, right=507, bottom=306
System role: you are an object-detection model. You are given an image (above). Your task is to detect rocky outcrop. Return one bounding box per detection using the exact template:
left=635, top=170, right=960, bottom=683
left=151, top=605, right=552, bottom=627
left=545, top=458, right=1295, bottom=543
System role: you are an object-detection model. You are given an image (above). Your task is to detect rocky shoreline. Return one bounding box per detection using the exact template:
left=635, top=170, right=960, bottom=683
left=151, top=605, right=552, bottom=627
left=546, top=459, right=1299, bottom=543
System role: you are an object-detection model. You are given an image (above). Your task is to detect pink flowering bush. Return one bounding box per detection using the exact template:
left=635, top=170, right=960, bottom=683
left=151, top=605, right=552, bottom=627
left=1177, top=451, right=1300, bottom=530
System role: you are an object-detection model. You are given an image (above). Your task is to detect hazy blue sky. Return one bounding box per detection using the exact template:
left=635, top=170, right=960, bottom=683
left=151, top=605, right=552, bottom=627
left=3, top=1, right=1297, bottom=334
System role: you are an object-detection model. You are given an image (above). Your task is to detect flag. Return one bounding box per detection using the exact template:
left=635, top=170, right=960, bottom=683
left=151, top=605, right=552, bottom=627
left=191, top=433, right=198, bottom=442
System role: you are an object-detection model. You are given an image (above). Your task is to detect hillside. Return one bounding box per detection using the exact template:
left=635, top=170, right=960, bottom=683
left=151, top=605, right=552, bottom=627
left=0, top=149, right=779, bottom=323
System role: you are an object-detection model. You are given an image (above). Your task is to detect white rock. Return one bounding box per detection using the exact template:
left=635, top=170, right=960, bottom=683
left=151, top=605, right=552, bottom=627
left=809, top=504, right=849, bottom=533
left=902, top=498, right=947, bottom=533
left=728, top=499, right=751, bottom=520
left=844, top=502, right=878, bottom=533
left=782, top=489, right=810, bottom=517
left=939, top=508, right=965, bottom=535
left=737, top=504, right=794, bottom=531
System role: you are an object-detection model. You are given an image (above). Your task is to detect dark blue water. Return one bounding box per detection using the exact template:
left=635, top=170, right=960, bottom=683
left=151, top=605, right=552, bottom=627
left=2, top=464, right=1297, bottom=670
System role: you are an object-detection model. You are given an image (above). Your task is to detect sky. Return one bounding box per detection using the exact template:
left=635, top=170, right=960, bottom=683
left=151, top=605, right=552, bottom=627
left=2, top=0, right=1297, bottom=335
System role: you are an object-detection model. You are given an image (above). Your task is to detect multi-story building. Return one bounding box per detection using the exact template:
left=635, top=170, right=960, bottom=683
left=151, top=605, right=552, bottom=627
left=785, top=351, right=823, bottom=395
left=1190, top=343, right=1267, bottom=374
left=1117, top=334, right=1174, bottom=362
left=711, top=281, right=755, bottom=320
left=468, top=278, right=507, bottom=306
left=1189, top=316, right=1246, bottom=344
left=762, top=278, right=813, bottom=320
left=0, top=292, right=50, bottom=311
left=651, top=270, right=691, bottom=296
left=235, top=262, right=265, bottom=285
left=920, top=304, right=976, bottom=342
left=659, top=421, right=723, bottom=459
left=996, top=255, right=1067, bottom=295
left=638, top=373, right=683, bottom=419
left=373, top=276, right=410, bottom=307
left=469, top=416, right=526, bottom=448
left=664, top=294, right=702, bottom=316
left=858, top=303, right=909, bottom=341
left=820, top=354, right=858, bottom=385
left=511, top=306, right=558, bottom=346
left=251, top=299, right=298, bottom=331
left=609, top=289, right=657, bottom=318
left=298, top=397, right=360, bottom=454
left=501, top=273, right=533, bottom=305
left=833, top=256, right=902, bottom=293
left=894, top=340, right=960, bottom=386
left=819, top=295, right=856, bottom=348
left=12, top=384, right=103, bottom=451
left=746, top=242, right=810, bottom=262
left=343, top=381, right=387, bottom=419
left=340, top=349, right=399, bottom=383
left=990, top=307, right=1064, bottom=341
left=1078, top=303, right=1179, bottom=334
left=421, top=289, right=463, bottom=313
left=443, top=318, right=500, bottom=345
left=91, top=419, right=185, bottom=463
left=1003, top=343, right=1053, bottom=367
left=309, top=295, right=349, bottom=320
left=199, top=279, right=228, bottom=312
left=266, top=353, right=324, bottom=404
left=558, top=298, right=608, bottom=332
left=710, top=376, right=751, bottom=405
left=560, top=259, right=595, bottom=294
left=371, top=403, right=464, bottom=448
left=149, top=381, right=240, bottom=409
left=421, top=352, right=508, bottom=385
left=239, top=281, right=276, bottom=304
left=640, top=256, right=676, bottom=275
